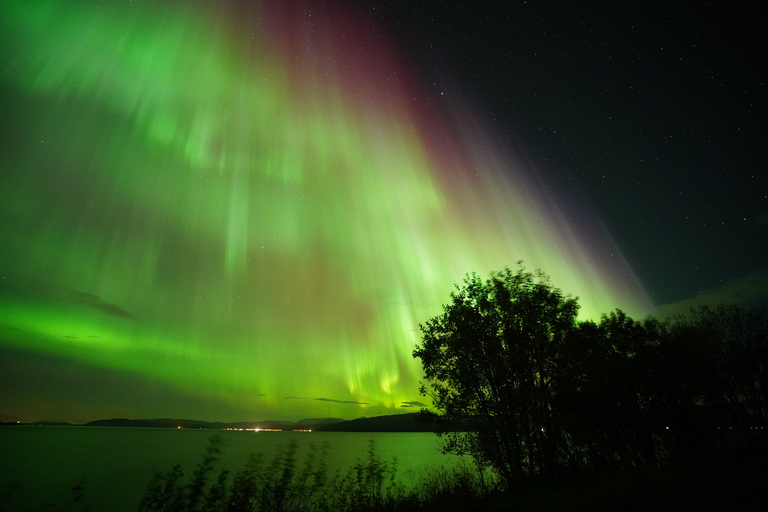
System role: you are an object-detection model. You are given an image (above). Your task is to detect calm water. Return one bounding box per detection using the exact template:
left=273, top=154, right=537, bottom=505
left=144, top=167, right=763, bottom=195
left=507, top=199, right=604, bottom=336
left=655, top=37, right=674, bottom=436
left=0, top=426, right=463, bottom=511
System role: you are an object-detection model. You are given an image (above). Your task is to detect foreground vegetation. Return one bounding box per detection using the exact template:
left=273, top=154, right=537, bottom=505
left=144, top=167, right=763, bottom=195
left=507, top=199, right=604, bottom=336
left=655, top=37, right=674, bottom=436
left=135, top=437, right=497, bottom=512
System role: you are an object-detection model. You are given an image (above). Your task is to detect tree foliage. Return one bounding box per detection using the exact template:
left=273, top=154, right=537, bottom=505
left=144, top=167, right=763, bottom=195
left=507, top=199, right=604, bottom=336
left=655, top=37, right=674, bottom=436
left=414, top=264, right=580, bottom=486
left=415, top=266, right=768, bottom=488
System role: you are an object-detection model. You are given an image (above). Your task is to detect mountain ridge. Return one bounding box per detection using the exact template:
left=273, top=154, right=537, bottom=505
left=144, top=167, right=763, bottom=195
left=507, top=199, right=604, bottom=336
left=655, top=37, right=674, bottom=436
left=0, top=413, right=438, bottom=432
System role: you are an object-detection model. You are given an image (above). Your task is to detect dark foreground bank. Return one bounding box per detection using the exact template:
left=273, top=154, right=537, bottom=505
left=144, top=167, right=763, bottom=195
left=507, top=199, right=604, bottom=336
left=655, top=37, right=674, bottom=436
left=486, top=447, right=768, bottom=512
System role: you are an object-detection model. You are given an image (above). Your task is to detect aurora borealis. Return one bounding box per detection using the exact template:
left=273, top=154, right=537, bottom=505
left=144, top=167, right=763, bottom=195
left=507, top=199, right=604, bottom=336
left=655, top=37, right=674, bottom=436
left=1, top=0, right=719, bottom=424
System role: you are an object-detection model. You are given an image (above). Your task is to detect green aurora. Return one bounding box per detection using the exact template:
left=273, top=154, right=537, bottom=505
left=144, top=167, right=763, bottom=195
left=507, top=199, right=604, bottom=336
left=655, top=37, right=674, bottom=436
left=0, top=0, right=652, bottom=422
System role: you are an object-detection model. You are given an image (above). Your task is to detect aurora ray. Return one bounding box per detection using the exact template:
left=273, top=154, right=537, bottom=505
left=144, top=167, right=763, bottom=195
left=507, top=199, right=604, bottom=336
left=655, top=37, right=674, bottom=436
left=0, top=0, right=652, bottom=422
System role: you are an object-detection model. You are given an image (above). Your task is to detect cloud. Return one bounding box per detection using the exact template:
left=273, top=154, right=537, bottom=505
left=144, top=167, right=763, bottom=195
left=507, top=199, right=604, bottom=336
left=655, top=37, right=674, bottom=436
left=285, top=396, right=369, bottom=405
left=314, top=397, right=370, bottom=405
left=654, top=272, right=768, bottom=319
left=1, top=281, right=136, bottom=320
left=399, top=400, right=427, bottom=408
left=61, top=288, right=137, bottom=320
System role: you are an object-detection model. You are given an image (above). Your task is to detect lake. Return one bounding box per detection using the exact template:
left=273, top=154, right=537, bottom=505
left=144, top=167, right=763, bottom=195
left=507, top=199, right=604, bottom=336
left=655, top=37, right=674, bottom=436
left=0, top=426, right=465, bottom=511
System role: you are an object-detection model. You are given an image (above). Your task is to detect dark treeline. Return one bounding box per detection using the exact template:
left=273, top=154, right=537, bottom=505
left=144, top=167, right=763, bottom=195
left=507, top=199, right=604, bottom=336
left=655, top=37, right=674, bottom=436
left=415, top=266, right=768, bottom=489
left=564, top=305, right=767, bottom=472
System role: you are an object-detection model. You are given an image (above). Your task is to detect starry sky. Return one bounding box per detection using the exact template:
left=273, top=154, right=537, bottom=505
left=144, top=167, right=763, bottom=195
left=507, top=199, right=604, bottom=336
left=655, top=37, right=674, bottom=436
left=1, top=0, right=765, bottom=423
left=378, top=0, right=767, bottom=311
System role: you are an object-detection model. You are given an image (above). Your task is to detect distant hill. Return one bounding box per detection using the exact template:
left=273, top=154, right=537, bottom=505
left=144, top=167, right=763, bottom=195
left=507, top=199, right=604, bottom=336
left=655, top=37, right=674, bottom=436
left=317, top=413, right=439, bottom=432
left=83, top=415, right=437, bottom=432
left=0, top=421, right=76, bottom=427
left=85, top=418, right=237, bottom=429
left=84, top=417, right=346, bottom=431
left=1, top=414, right=441, bottom=432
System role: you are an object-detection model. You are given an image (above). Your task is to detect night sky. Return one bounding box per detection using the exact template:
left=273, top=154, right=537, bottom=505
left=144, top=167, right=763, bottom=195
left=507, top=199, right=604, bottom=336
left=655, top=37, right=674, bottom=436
left=1, top=0, right=765, bottom=424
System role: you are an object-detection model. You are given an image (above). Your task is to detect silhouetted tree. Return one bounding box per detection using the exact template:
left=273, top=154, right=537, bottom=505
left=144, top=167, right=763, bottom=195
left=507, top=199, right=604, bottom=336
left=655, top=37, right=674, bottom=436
left=413, top=264, right=580, bottom=487
left=566, top=311, right=723, bottom=468
left=676, top=304, right=768, bottom=447
left=558, top=312, right=660, bottom=471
